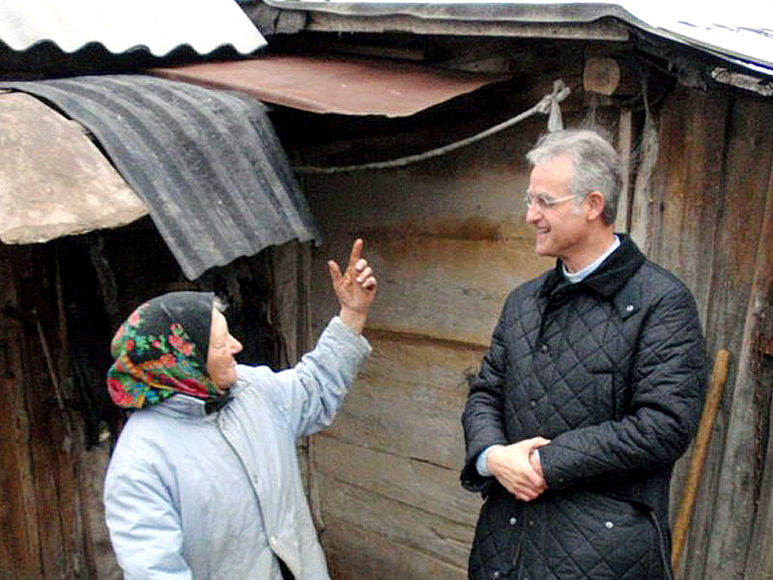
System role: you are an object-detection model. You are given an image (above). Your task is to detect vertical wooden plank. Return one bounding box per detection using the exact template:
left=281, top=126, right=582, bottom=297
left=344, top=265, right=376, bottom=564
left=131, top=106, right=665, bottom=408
left=645, top=87, right=728, bottom=315
left=17, top=248, right=69, bottom=577
left=614, top=107, right=633, bottom=233
left=0, top=243, right=89, bottom=578
left=635, top=87, right=741, bottom=580
left=628, top=103, right=658, bottom=252
left=742, top=170, right=773, bottom=579
left=272, top=240, right=314, bottom=367
left=706, top=119, right=773, bottom=579
left=0, top=244, right=41, bottom=579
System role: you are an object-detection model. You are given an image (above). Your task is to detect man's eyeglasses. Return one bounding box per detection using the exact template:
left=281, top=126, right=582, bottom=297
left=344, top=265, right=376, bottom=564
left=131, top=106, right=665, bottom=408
left=524, top=193, right=582, bottom=211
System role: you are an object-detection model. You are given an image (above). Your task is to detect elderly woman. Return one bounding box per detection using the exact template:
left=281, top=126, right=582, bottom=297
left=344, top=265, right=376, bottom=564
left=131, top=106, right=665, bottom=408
left=103, top=240, right=377, bottom=579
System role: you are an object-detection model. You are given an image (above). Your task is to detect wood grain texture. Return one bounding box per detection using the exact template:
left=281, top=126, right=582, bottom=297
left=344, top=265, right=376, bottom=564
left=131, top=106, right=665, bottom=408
left=313, top=435, right=482, bottom=526
left=0, top=245, right=41, bottom=578
left=323, top=333, right=485, bottom=469
left=318, top=474, right=474, bottom=569
left=323, top=518, right=467, bottom=580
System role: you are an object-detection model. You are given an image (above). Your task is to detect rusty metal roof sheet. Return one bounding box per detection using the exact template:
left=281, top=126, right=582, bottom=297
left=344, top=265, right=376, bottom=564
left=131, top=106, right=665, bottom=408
left=0, top=0, right=266, bottom=56
left=1, top=75, right=319, bottom=280
left=0, top=91, right=148, bottom=244
left=152, top=55, right=510, bottom=117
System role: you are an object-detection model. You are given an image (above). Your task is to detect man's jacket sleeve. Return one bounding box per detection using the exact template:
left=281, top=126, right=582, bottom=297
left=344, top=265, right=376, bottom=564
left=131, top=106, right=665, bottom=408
left=461, top=306, right=511, bottom=492
left=539, top=285, right=707, bottom=490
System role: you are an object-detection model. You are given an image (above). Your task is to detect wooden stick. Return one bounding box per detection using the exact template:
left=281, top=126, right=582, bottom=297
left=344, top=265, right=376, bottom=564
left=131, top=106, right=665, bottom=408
left=671, top=349, right=731, bottom=572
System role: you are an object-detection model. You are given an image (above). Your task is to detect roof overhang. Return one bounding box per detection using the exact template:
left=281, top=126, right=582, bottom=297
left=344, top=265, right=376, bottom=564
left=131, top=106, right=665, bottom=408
left=152, top=54, right=510, bottom=117
left=258, top=1, right=635, bottom=40
left=2, top=75, right=320, bottom=280
left=255, top=1, right=773, bottom=79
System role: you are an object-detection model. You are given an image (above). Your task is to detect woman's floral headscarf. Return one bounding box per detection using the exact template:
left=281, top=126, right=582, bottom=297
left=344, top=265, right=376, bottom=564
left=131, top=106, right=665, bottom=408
left=106, top=291, right=223, bottom=409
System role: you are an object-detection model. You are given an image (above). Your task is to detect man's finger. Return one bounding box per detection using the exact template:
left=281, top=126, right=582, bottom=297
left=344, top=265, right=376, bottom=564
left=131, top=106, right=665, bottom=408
left=347, top=239, right=364, bottom=271
left=525, top=436, right=551, bottom=448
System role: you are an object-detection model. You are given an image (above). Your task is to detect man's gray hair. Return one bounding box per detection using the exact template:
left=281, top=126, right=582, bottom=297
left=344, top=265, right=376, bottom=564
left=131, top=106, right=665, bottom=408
left=526, top=129, right=622, bottom=225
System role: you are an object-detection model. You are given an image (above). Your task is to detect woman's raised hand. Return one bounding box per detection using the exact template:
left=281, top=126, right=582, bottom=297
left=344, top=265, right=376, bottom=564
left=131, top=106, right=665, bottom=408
left=328, top=239, right=378, bottom=334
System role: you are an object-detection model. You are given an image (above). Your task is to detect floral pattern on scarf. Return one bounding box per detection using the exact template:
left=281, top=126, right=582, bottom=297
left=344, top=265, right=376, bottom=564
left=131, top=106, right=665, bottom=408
left=106, top=291, right=221, bottom=409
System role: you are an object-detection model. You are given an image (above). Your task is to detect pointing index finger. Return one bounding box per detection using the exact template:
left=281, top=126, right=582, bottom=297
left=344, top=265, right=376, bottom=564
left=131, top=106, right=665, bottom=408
left=347, top=238, right=364, bottom=272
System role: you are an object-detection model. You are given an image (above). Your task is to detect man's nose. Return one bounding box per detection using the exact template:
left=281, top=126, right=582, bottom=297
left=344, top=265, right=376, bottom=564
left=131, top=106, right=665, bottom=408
left=231, top=337, right=243, bottom=354
left=525, top=202, right=541, bottom=223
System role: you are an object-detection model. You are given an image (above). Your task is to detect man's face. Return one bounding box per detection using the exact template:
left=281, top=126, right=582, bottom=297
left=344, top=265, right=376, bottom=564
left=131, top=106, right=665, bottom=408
left=206, top=308, right=243, bottom=390
left=525, top=153, right=589, bottom=267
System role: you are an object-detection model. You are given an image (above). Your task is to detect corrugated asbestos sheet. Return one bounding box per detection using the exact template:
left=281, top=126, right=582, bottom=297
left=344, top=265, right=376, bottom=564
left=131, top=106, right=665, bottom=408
left=153, top=55, right=510, bottom=117
left=1, top=75, right=320, bottom=280
left=0, top=0, right=266, bottom=56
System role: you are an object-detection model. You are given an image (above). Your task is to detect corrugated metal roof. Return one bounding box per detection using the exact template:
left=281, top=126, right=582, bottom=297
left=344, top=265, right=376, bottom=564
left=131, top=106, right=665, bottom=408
left=152, top=55, right=510, bottom=117
left=0, top=0, right=266, bottom=56
left=0, top=92, right=148, bottom=244
left=262, top=1, right=773, bottom=77
left=0, top=75, right=319, bottom=280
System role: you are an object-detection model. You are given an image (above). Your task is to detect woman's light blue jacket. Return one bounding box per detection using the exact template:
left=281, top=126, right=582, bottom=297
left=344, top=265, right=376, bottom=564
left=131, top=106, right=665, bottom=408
left=104, top=317, right=371, bottom=579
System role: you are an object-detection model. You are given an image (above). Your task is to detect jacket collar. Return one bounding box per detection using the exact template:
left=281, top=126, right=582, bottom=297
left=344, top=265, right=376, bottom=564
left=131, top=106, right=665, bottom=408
left=540, top=234, right=646, bottom=299
left=143, top=393, right=226, bottom=420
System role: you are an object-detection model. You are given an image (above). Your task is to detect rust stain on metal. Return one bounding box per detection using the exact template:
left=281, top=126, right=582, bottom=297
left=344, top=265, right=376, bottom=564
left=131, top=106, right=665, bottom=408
left=152, top=54, right=509, bottom=117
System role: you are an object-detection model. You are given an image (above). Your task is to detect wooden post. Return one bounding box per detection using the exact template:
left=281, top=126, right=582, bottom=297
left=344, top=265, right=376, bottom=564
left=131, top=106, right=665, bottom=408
left=671, top=349, right=731, bottom=572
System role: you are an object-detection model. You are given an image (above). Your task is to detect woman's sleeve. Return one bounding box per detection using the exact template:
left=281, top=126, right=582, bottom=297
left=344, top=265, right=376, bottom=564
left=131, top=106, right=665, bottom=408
left=264, top=316, right=372, bottom=438
left=104, top=455, right=193, bottom=580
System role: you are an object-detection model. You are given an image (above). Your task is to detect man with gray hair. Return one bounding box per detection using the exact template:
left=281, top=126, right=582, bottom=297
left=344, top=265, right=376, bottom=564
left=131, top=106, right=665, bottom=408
left=461, top=129, right=706, bottom=579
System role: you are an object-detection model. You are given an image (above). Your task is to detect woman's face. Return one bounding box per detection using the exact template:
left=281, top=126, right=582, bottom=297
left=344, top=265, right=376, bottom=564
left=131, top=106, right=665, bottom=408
left=206, top=308, right=243, bottom=390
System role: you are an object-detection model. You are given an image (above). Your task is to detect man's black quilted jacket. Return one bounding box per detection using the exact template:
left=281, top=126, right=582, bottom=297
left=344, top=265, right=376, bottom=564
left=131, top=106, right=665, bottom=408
left=461, top=235, right=707, bottom=580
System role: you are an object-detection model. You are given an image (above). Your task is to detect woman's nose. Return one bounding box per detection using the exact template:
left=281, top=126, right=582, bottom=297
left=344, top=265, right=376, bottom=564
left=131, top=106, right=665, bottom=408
left=230, top=336, right=243, bottom=354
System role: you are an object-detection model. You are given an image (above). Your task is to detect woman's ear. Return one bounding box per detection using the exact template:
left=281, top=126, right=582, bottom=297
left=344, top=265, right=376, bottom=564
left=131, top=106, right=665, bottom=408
left=585, top=191, right=605, bottom=221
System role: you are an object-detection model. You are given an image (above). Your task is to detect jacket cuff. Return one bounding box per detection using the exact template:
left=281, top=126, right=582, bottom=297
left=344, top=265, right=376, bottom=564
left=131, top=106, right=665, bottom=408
left=460, top=460, right=490, bottom=493
left=328, top=316, right=372, bottom=357
left=538, top=444, right=571, bottom=490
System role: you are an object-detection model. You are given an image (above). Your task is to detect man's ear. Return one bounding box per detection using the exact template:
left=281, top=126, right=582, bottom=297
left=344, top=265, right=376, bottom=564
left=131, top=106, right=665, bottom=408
left=585, top=191, right=605, bottom=221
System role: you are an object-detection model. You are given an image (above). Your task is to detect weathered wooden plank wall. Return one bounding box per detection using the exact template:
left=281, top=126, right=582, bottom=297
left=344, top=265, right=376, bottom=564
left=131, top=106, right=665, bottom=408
left=646, top=87, right=773, bottom=580
left=0, top=243, right=94, bottom=579
left=302, top=86, right=772, bottom=579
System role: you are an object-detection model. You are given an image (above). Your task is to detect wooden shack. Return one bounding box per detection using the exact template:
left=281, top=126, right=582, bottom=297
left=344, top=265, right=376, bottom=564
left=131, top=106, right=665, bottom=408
left=0, top=2, right=770, bottom=579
